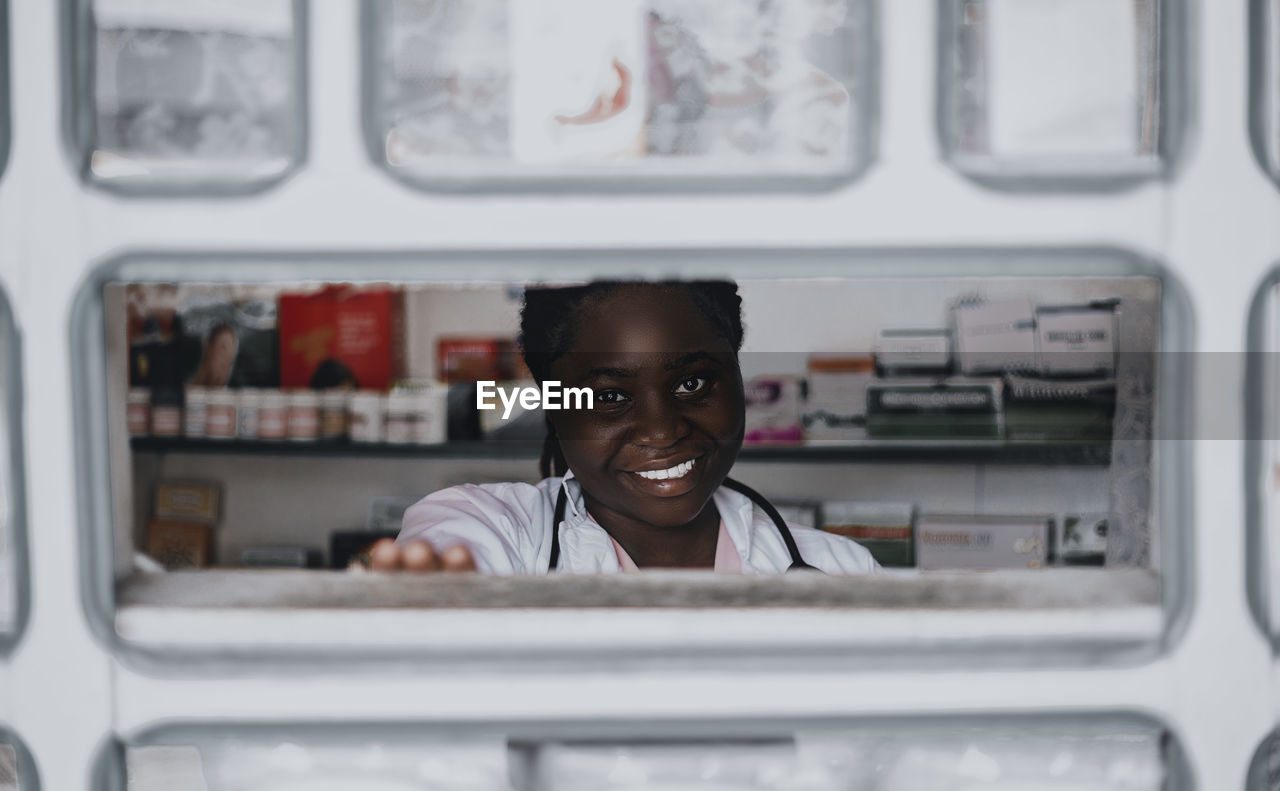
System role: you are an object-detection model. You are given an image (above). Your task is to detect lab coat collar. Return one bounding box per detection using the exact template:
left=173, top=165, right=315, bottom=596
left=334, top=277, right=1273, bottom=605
left=554, top=471, right=755, bottom=572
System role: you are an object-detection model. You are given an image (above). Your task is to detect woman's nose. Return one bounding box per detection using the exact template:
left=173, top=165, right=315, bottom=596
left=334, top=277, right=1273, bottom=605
left=630, top=395, right=687, bottom=446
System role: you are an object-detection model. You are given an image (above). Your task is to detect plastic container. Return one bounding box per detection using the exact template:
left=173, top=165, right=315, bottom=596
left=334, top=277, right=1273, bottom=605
left=126, top=387, right=151, bottom=436
left=348, top=390, right=384, bottom=443
left=258, top=390, right=289, bottom=441
left=205, top=390, right=239, bottom=439
left=237, top=388, right=264, bottom=440
left=286, top=390, right=321, bottom=441
left=384, top=391, right=414, bottom=445
left=320, top=390, right=349, bottom=440
left=411, top=388, right=448, bottom=445
left=149, top=387, right=183, bottom=438
left=183, top=386, right=209, bottom=437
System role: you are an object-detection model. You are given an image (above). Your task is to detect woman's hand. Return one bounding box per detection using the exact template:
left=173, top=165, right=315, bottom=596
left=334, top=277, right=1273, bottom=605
left=366, top=538, right=478, bottom=572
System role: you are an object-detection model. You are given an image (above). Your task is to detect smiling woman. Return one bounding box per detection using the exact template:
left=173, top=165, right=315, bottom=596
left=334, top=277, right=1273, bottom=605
left=377, top=280, right=880, bottom=575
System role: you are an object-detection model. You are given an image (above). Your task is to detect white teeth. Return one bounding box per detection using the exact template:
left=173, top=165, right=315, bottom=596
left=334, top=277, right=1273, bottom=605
left=635, top=459, right=695, bottom=481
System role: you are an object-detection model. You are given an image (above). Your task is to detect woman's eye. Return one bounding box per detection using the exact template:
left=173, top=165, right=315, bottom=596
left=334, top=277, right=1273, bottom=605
left=596, top=389, right=629, bottom=406
left=674, top=376, right=710, bottom=395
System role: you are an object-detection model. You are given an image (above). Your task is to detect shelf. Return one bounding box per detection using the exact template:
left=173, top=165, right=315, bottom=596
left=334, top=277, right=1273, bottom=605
left=130, top=436, right=1112, bottom=465
left=112, top=568, right=1162, bottom=665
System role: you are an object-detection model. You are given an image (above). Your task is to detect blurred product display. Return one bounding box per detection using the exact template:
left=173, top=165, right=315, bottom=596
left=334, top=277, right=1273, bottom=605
left=365, top=0, right=875, bottom=189
left=73, top=0, right=305, bottom=192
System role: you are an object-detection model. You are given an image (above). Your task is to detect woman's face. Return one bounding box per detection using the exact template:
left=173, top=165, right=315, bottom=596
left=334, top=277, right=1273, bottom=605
left=547, top=286, right=745, bottom=530
left=206, top=329, right=238, bottom=384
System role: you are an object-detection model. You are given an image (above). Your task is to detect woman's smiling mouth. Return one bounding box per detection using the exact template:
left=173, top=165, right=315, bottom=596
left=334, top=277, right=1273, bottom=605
left=632, top=458, right=696, bottom=480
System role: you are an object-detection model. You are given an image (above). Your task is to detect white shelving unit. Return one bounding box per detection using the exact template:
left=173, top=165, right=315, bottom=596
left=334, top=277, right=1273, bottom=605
left=0, top=0, right=1276, bottom=788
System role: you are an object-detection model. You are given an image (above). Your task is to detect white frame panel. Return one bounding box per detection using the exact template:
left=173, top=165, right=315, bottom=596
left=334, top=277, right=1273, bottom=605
left=936, top=0, right=1192, bottom=191
left=70, top=247, right=1188, bottom=671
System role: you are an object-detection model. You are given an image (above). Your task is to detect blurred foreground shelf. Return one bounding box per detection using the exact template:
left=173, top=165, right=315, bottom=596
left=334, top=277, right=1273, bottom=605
left=130, top=436, right=1113, bottom=465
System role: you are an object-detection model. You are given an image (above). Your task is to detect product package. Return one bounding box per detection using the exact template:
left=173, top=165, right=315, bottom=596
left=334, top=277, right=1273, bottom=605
left=278, top=285, right=405, bottom=391
left=154, top=480, right=221, bottom=523
left=1035, top=301, right=1119, bottom=377
left=865, top=377, right=1004, bottom=439
left=951, top=298, right=1038, bottom=375
left=915, top=513, right=1053, bottom=570
left=874, top=329, right=952, bottom=376
left=146, top=520, right=213, bottom=569
left=821, top=501, right=916, bottom=567
left=1003, top=372, right=1117, bottom=443
left=743, top=376, right=804, bottom=444
left=1056, top=512, right=1110, bottom=565
left=801, top=354, right=874, bottom=441
left=437, top=337, right=519, bottom=383
left=147, top=479, right=221, bottom=569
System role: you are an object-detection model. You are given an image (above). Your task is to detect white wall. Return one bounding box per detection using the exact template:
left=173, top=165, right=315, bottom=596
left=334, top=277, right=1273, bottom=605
left=0, top=1, right=1277, bottom=790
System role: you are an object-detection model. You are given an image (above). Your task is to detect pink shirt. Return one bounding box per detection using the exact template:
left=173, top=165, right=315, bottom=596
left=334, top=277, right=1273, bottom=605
left=608, top=520, right=742, bottom=573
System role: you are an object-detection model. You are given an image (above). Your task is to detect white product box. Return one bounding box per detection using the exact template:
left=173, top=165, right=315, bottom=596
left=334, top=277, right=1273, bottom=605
left=744, top=375, right=804, bottom=444
left=952, top=298, right=1038, bottom=374
left=874, top=329, right=952, bottom=374
left=1035, top=304, right=1118, bottom=376
left=915, top=514, right=1052, bottom=570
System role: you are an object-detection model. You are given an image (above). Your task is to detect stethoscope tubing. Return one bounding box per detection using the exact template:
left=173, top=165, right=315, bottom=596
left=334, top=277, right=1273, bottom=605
left=548, top=476, right=816, bottom=572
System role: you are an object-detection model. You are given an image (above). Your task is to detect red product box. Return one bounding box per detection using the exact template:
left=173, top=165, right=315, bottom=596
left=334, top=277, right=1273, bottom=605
left=437, top=337, right=518, bottom=383
left=278, top=286, right=405, bottom=390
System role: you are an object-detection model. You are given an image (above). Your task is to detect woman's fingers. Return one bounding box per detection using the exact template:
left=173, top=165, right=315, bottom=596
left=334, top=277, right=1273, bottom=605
left=440, top=544, right=477, bottom=572
left=401, top=539, right=440, bottom=572
left=365, top=538, right=473, bottom=573
left=368, top=538, right=402, bottom=570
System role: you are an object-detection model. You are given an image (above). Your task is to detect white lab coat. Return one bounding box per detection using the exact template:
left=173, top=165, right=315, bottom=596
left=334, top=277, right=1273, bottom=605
left=399, top=471, right=881, bottom=575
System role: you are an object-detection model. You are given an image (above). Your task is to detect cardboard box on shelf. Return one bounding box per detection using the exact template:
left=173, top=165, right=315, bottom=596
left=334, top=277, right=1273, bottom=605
left=154, top=480, right=221, bottom=523
left=146, top=520, right=214, bottom=570
left=915, top=513, right=1053, bottom=570
left=874, top=329, right=952, bottom=376
left=278, top=285, right=405, bottom=391
left=1035, top=302, right=1119, bottom=377
left=743, top=376, right=804, bottom=444
left=821, top=501, right=916, bottom=568
left=802, top=354, right=874, bottom=441
left=865, top=377, right=1003, bottom=439
left=437, top=337, right=518, bottom=383
left=1056, top=512, right=1109, bottom=565
left=952, top=298, right=1037, bottom=375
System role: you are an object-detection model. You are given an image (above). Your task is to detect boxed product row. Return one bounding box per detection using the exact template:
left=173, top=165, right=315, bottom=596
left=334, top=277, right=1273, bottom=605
left=748, top=368, right=1116, bottom=444
left=779, top=500, right=1109, bottom=568
left=126, top=385, right=449, bottom=445
left=747, top=297, right=1122, bottom=444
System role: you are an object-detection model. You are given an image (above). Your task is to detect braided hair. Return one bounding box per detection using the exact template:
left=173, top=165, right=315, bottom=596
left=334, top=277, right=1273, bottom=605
left=519, top=280, right=745, bottom=479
